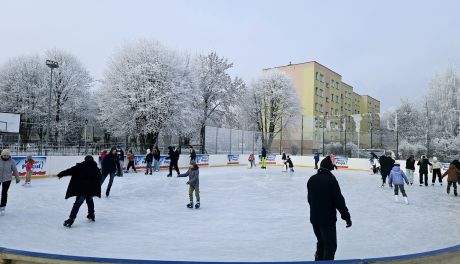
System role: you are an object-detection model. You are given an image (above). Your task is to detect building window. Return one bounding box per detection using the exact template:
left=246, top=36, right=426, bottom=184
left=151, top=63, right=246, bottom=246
left=316, top=72, right=320, bottom=81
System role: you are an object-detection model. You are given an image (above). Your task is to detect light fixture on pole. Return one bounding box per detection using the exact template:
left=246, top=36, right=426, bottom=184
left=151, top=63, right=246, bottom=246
left=45, top=60, right=59, bottom=155
left=84, top=119, right=88, bottom=154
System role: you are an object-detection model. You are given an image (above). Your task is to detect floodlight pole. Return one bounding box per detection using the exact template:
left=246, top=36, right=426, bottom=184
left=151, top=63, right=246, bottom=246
left=45, top=60, right=59, bottom=156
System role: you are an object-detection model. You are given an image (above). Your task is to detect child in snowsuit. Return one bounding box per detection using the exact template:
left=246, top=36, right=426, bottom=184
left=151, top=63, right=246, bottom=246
left=282, top=152, right=287, bottom=171
left=286, top=155, right=294, bottom=172
left=389, top=163, right=409, bottom=204
left=248, top=153, right=255, bottom=168
left=178, top=162, right=200, bottom=209
left=125, top=150, right=137, bottom=173
left=58, top=155, right=102, bottom=227
left=431, top=157, right=442, bottom=186
left=24, top=155, right=34, bottom=185
left=442, top=162, right=460, bottom=196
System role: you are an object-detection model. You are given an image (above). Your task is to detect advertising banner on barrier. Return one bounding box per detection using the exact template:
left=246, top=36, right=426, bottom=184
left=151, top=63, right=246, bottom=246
left=335, top=156, right=348, bottom=169
left=13, top=156, right=47, bottom=176
left=134, top=155, right=147, bottom=169
left=227, top=154, right=239, bottom=165
left=258, top=154, right=276, bottom=165
left=441, top=163, right=450, bottom=172
left=196, top=154, right=209, bottom=166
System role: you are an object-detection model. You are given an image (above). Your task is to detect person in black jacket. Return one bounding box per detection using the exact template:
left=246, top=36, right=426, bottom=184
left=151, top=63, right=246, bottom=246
left=101, top=146, right=118, bottom=197
left=153, top=146, right=161, bottom=172
left=116, top=148, right=124, bottom=177
left=261, top=147, right=267, bottom=169
left=379, top=152, right=395, bottom=188
left=58, top=155, right=102, bottom=228
left=166, top=146, right=180, bottom=177
left=453, top=160, right=460, bottom=184
left=405, top=155, right=416, bottom=185
left=417, top=155, right=432, bottom=186
left=145, top=149, right=154, bottom=175
left=189, top=146, right=196, bottom=164
left=307, top=156, right=352, bottom=261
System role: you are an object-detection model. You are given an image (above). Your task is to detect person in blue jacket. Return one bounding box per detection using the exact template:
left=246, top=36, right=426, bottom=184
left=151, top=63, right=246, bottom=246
left=314, top=151, right=321, bottom=169
left=389, top=163, right=409, bottom=204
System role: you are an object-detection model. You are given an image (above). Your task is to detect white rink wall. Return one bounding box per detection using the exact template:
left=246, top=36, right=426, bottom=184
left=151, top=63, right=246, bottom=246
left=17, top=154, right=439, bottom=177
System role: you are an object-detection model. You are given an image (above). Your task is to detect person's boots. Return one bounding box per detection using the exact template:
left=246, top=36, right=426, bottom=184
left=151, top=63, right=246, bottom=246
left=404, top=197, right=409, bottom=205
left=187, top=201, right=194, bottom=208
left=394, top=195, right=399, bottom=202
left=63, top=218, right=75, bottom=228
left=195, top=202, right=200, bottom=209
left=0, top=207, right=5, bottom=216
left=87, top=213, right=95, bottom=221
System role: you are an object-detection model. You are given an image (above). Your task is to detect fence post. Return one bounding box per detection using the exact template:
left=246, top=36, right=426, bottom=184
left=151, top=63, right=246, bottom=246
left=215, top=127, right=218, bottom=154
left=241, top=130, right=244, bottom=154
left=252, top=131, right=255, bottom=153
left=279, top=117, right=283, bottom=155
left=229, top=129, right=232, bottom=154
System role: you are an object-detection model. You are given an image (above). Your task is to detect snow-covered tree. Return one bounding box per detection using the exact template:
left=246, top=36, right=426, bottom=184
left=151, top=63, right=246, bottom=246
left=246, top=70, right=302, bottom=151
left=97, top=39, right=198, bottom=149
left=194, top=52, right=245, bottom=153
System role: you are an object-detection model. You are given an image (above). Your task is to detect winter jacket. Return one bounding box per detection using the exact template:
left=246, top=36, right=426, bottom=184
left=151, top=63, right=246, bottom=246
left=57, top=160, right=102, bottom=199
left=406, top=158, right=415, bottom=171
left=153, top=149, right=161, bottom=161
left=248, top=154, right=254, bottom=161
left=261, top=148, right=267, bottom=158
left=145, top=153, right=153, bottom=163
left=118, top=149, right=125, bottom=160
left=379, top=156, right=395, bottom=176
left=101, top=152, right=117, bottom=175
left=99, top=151, right=107, bottom=161
left=314, top=152, right=320, bottom=161
left=307, top=168, right=351, bottom=225
left=432, top=161, right=442, bottom=169
left=442, top=164, right=460, bottom=182
left=127, top=153, right=134, bottom=162
left=0, top=157, right=19, bottom=183
left=282, top=153, right=286, bottom=160
left=286, top=158, right=294, bottom=168
left=389, top=166, right=409, bottom=185
left=25, top=160, right=34, bottom=172
left=166, top=148, right=180, bottom=162
left=417, top=158, right=432, bottom=173
left=178, top=165, right=199, bottom=187
left=190, top=149, right=196, bottom=160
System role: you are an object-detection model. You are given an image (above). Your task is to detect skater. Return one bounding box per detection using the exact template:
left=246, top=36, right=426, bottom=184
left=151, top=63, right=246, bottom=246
left=370, top=152, right=379, bottom=174
left=417, top=155, right=432, bottom=187
left=116, top=148, right=124, bottom=177
left=153, top=146, right=161, bottom=172
left=0, top=149, right=20, bottom=215
left=431, top=157, right=442, bottom=186
left=178, top=161, right=200, bottom=209
left=125, top=150, right=137, bottom=173
left=330, top=153, right=338, bottom=170
left=282, top=152, right=287, bottom=172
left=145, top=149, right=153, bottom=175
left=98, top=149, right=107, bottom=168
left=369, top=157, right=376, bottom=175
left=261, top=147, right=267, bottom=169
left=58, top=155, right=102, bottom=228
left=286, top=155, right=294, bottom=172
left=379, top=152, right=395, bottom=187
left=307, top=155, right=352, bottom=261
left=314, top=151, right=321, bottom=170
left=405, top=155, right=416, bottom=185
left=248, top=153, right=255, bottom=168
left=389, top=163, right=409, bottom=204
left=166, top=146, right=180, bottom=177
left=24, top=155, right=34, bottom=185
left=189, top=146, right=196, bottom=164
left=442, top=162, right=460, bottom=196
left=101, top=146, right=118, bottom=197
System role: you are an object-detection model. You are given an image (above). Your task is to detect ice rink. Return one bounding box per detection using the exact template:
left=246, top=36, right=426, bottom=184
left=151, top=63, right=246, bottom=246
left=0, top=165, right=459, bottom=262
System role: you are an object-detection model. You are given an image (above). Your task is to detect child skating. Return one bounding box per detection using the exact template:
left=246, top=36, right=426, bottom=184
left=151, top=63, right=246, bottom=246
left=286, top=155, right=294, bottom=173
left=178, top=162, right=200, bottom=209
left=442, top=162, right=460, bottom=196
left=23, top=155, right=34, bottom=186
left=248, top=153, right=255, bottom=168
left=431, top=157, right=442, bottom=186
left=389, top=163, right=409, bottom=204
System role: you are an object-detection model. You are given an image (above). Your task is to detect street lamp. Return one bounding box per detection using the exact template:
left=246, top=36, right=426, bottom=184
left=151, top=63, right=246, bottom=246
left=84, top=119, right=88, bottom=154
left=45, top=60, right=59, bottom=155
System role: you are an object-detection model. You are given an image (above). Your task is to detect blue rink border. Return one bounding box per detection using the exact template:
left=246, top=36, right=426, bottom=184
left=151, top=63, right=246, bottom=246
left=1, top=244, right=460, bottom=263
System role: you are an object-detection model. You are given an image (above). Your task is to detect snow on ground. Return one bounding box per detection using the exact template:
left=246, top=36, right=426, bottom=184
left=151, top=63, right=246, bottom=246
left=0, top=166, right=459, bottom=262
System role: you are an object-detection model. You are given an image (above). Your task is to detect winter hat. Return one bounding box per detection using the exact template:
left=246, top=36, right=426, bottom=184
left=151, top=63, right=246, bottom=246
left=84, top=155, right=94, bottom=163
left=1, top=149, right=11, bottom=156
left=433, top=157, right=438, bottom=162
left=27, top=155, right=32, bottom=160
left=146, top=149, right=151, bottom=154
left=320, top=156, right=335, bottom=171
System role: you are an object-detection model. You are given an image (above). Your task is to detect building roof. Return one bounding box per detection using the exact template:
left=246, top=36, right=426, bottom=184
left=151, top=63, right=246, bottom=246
left=263, top=60, right=342, bottom=77
left=361, top=95, right=380, bottom=103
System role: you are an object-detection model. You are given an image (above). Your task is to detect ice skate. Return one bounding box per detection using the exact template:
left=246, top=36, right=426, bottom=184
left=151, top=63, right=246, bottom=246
left=404, top=197, right=409, bottom=205
left=63, top=218, right=75, bottom=228
left=195, top=202, right=200, bottom=209
left=87, top=213, right=95, bottom=221
left=166, top=174, right=172, bottom=177
left=394, top=195, right=399, bottom=202
left=0, top=207, right=5, bottom=216
left=187, top=202, right=194, bottom=208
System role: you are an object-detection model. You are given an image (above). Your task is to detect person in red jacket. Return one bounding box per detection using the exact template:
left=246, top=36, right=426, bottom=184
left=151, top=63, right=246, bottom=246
left=24, top=155, right=34, bottom=186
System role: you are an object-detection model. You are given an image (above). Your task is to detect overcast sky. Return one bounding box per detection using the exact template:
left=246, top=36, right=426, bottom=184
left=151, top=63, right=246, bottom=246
left=1, top=0, right=459, bottom=110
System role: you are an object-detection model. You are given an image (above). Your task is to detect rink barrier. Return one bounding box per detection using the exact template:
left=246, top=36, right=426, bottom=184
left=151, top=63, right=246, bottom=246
left=1, top=244, right=460, bottom=264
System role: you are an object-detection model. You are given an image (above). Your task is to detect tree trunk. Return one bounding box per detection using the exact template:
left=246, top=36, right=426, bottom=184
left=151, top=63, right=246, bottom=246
left=200, top=125, right=206, bottom=154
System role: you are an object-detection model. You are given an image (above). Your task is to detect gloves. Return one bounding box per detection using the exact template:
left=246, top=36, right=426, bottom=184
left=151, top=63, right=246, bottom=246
left=346, top=219, right=352, bottom=228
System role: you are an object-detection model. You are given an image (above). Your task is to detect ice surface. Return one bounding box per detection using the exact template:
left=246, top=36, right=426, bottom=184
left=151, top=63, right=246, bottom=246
left=0, top=166, right=459, bottom=261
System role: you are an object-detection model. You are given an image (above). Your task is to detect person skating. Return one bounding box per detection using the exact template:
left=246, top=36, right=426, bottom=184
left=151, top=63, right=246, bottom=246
left=379, top=152, right=395, bottom=188
left=370, top=152, right=379, bottom=174
left=330, top=153, right=338, bottom=170
left=166, top=146, right=180, bottom=177
left=248, top=153, right=255, bottom=168
left=116, top=148, right=124, bottom=177
left=125, top=150, right=137, bottom=173
left=282, top=152, right=287, bottom=172
left=58, top=155, right=102, bottom=228
left=189, top=146, right=196, bottom=164
left=261, top=147, right=267, bottom=169
left=0, top=149, right=20, bottom=215
left=178, top=161, right=200, bottom=209
left=417, top=155, right=432, bottom=187
left=314, top=151, right=321, bottom=170
left=101, top=147, right=118, bottom=197
left=286, top=155, right=294, bottom=173
left=153, top=146, right=161, bottom=172
left=23, top=155, right=34, bottom=186
left=405, top=155, right=416, bottom=185
left=431, top=157, right=442, bottom=186
left=145, top=149, right=153, bottom=175
left=98, top=149, right=107, bottom=168
left=307, top=156, right=351, bottom=261
left=389, top=163, right=409, bottom=204
left=442, top=162, right=460, bottom=196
